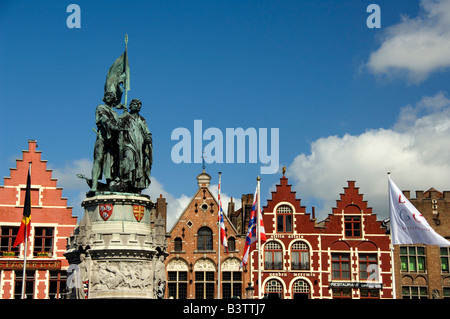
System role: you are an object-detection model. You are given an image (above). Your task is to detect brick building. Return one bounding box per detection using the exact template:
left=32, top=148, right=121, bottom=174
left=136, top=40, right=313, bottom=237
left=165, top=169, right=250, bottom=299
left=247, top=172, right=393, bottom=299
left=0, top=140, right=78, bottom=299
left=393, top=188, right=450, bottom=299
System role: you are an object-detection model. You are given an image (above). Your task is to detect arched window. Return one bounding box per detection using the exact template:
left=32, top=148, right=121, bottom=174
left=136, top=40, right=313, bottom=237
left=174, top=237, right=182, bottom=252
left=264, top=241, right=283, bottom=270
left=276, top=205, right=292, bottom=233
left=292, top=279, right=310, bottom=300
left=265, top=279, right=283, bottom=299
left=194, top=259, right=216, bottom=299
left=197, top=227, right=213, bottom=251
left=167, top=259, right=189, bottom=299
left=291, top=241, right=310, bottom=270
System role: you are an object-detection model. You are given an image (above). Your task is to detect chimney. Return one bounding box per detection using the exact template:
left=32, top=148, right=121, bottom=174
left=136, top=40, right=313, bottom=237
left=227, top=197, right=235, bottom=217
left=156, top=194, right=167, bottom=220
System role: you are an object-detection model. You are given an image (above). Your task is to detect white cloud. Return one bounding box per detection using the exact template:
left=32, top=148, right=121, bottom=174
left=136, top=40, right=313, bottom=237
left=288, top=92, right=450, bottom=221
left=51, top=158, right=92, bottom=190
left=50, top=158, right=92, bottom=217
left=367, top=0, right=450, bottom=83
left=143, top=177, right=192, bottom=230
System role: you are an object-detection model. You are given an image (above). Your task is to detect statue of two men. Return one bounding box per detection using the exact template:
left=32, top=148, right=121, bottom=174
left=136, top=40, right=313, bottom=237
left=90, top=92, right=152, bottom=194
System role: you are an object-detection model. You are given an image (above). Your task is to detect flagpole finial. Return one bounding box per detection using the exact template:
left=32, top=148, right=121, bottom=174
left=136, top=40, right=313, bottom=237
left=257, top=176, right=261, bottom=181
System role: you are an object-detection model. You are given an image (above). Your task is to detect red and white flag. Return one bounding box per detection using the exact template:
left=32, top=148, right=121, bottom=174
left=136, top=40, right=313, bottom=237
left=218, top=176, right=228, bottom=252
left=240, top=186, right=266, bottom=268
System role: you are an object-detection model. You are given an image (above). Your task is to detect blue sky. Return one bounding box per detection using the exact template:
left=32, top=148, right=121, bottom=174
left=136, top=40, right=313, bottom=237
left=2, top=0, right=450, bottom=227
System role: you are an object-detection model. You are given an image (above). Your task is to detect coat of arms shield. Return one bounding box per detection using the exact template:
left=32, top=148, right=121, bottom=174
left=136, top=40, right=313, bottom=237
left=133, top=205, right=145, bottom=222
left=99, top=203, right=113, bottom=221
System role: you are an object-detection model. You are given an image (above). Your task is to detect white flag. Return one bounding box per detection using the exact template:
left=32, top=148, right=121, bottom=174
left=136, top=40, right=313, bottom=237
left=389, top=178, right=450, bottom=247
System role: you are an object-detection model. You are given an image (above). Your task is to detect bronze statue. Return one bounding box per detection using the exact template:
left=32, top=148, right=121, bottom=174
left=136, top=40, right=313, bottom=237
left=84, top=38, right=153, bottom=195
left=91, top=91, right=122, bottom=193
left=119, top=99, right=152, bottom=193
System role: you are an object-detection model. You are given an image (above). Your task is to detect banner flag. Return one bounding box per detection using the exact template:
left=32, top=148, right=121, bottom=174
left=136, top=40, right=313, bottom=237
left=389, top=178, right=450, bottom=247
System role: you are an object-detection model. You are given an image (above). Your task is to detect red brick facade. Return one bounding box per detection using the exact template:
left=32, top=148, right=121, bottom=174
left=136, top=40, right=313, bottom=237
left=165, top=170, right=251, bottom=299
left=0, top=140, right=77, bottom=299
left=249, top=174, right=393, bottom=299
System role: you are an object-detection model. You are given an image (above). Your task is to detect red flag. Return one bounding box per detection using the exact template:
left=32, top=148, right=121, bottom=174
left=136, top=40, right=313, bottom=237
left=13, top=168, right=31, bottom=248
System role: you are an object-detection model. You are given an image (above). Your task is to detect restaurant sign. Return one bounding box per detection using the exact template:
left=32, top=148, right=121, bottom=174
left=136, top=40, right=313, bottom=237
left=329, top=281, right=383, bottom=289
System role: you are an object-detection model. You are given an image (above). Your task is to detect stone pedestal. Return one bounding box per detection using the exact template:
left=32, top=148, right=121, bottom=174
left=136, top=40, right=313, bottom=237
left=65, top=193, right=167, bottom=299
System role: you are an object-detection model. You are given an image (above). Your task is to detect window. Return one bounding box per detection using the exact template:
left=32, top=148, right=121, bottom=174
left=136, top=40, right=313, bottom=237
left=344, top=216, right=361, bottom=237
left=444, top=287, right=450, bottom=299
left=276, top=205, right=292, bottom=233
left=195, top=271, right=215, bottom=299
left=400, top=246, right=426, bottom=273
left=49, top=271, right=66, bottom=299
left=197, top=227, right=213, bottom=251
left=168, top=271, right=188, bottom=299
left=360, top=288, right=379, bottom=299
left=227, top=237, right=236, bottom=252
left=441, top=247, right=450, bottom=273
left=14, top=270, right=35, bottom=299
left=291, top=241, right=310, bottom=270
left=264, top=241, right=283, bottom=270
left=359, top=254, right=378, bottom=280
left=174, top=237, right=182, bottom=252
left=222, top=271, right=242, bottom=299
left=292, top=280, right=310, bottom=300
left=402, top=286, right=428, bottom=299
left=33, top=227, right=54, bottom=257
left=265, top=279, right=283, bottom=299
left=332, top=253, right=350, bottom=280
left=332, top=288, right=352, bottom=299
left=0, top=226, right=19, bottom=256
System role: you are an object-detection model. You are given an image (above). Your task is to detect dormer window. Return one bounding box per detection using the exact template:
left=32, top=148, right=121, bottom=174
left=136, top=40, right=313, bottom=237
left=344, top=216, right=361, bottom=237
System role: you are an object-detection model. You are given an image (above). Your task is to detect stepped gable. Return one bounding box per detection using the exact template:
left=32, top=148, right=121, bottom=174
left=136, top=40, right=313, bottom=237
left=321, top=180, right=386, bottom=236
left=331, top=180, right=373, bottom=215
left=263, top=173, right=306, bottom=215
left=0, top=140, right=75, bottom=222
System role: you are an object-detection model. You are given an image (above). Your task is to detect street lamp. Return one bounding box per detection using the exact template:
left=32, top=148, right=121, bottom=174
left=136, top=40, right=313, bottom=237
left=246, top=283, right=255, bottom=299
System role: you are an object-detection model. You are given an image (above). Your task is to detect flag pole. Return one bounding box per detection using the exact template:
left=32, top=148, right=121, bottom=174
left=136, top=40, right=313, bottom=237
left=124, top=34, right=129, bottom=108
left=217, top=172, right=222, bottom=299
left=256, top=176, right=262, bottom=299
left=387, top=172, right=397, bottom=299
left=21, top=162, right=31, bottom=299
